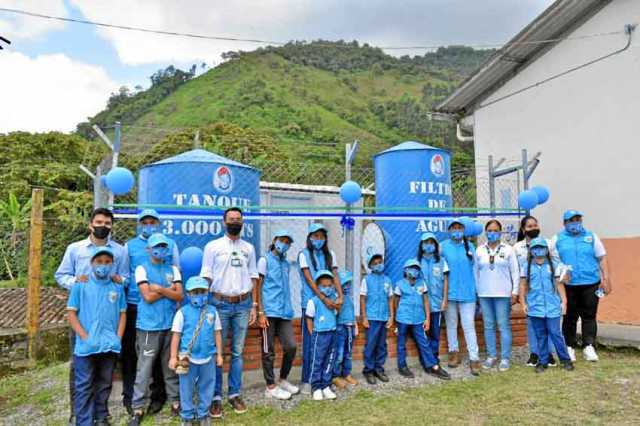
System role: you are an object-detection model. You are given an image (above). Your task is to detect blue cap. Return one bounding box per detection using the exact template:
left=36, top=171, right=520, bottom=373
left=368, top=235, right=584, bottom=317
left=272, top=229, right=294, bottom=243
left=563, top=210, right=583, bottom=221
left=366, top=252, right=383, bottom=266
left=313, top=269, right=334, bottom=281
left=308, top=223, right=327, bottom=234
left=138, top=209, right=160, bottom=222
left=147, top=233, right=170, bottom=247
left=530, top=237, right=548, bottom=248
left=403, top=258, right=421, bottom=269
left=447, top=218, right=465, bottom=229
left=91, top=246, right=114, bottom=261
left=338, top=270, right=353, bottom=286
left=185, top=276, right=209, bottom=292
left=420, top=232, right=438, bottom=242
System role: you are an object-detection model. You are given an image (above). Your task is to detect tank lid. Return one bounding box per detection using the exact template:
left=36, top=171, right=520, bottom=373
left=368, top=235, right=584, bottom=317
left=145, top=149, right=256, bottom=170
left=374, top=141, right=449, bottom=157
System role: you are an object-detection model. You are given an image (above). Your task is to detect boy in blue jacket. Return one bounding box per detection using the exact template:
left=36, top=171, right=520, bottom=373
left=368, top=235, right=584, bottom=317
left=67, top=247, right=126, bottom=426
left=332, top=270, right=358, bottom=388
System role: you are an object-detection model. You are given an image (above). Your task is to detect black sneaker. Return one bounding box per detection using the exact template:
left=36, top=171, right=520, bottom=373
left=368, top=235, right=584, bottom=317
left=128, top=411, right=144, bottom=426
left=148, top=399, right=164, bottom=415
left=535, top=364, right=547, bottom=374
left=548, top=355, right=558, bottom=367
left=363, top=372, right=377, bottom=385
left=526, top=353, right=539, bottom=367
left=562, top=361, right=575, bottom=371
left=398, top=367, right=414, bottom=378
left=374, top=371, right=390, bottom=383
left=427, top=366, right=451, bottom=381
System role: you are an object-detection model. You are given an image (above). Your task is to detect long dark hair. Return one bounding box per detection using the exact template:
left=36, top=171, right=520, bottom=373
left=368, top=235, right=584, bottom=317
left=417, top=238, right=441, bottom=263
left=306, top=229, right=333, bottom=270
left=525, top=249, right=557, bottom=293
left=484, top=219, right=503, bottom=232
left=517, top=215, right=538, bottom=242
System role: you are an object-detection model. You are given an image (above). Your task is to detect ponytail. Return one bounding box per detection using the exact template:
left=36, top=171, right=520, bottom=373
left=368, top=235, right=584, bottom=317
left=463, top=237, right=473, bottom=261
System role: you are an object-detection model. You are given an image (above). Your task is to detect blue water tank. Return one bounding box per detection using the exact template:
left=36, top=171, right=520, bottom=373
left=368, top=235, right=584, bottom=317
left=374, top=141, right=452, bottom=282
left=138, top=149, right=261, bottom=252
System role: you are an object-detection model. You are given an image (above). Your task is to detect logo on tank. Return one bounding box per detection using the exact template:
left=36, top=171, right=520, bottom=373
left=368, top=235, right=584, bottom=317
left=213, top=166, right=233, bottom=193
left=430, top=154, right=445, bottom=177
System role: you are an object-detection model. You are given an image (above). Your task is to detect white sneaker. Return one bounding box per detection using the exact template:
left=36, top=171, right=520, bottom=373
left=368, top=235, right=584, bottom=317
left=583, top=345, right=599, bottom=362
left=322, top=386, right=337, bottom=400
left=265, top=386, right=292, bottom=400
left=300, top=382, right=312, bottom=395
left=312, top=389, right=324, bottom=401
left=278, top=380, right=300, bottom=395
left=567, top=346, right=577, bottom=362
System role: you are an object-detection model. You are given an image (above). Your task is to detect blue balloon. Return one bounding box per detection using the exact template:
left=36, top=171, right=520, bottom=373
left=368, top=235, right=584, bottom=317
left=518, top=190, right=539, bottom=210
left=531, top=186, right=550, bottom=204
left=105, top=167, right=135, bottom=195
left=340, top=180, right=362, bottom=204
left=180, top=246, right=204, bottom=276
left=472, top=221, right=484, bottom=237
left=459, top=216, right=475, bottom=237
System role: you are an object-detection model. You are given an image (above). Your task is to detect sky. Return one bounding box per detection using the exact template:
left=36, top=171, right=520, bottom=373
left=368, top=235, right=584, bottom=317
left=0, top=0, right=554, bottom=133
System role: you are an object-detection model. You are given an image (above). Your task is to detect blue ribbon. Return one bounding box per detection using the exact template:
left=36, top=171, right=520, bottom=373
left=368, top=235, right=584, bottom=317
left=340, top=215, right=355, bottom=236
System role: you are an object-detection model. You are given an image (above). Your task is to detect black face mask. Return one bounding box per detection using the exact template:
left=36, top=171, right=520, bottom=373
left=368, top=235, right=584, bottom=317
left=226, top=223, right=243, bottom=236
left=525, top=229, right=540, bottom=239
left=92, top=225, right=111, bottom=240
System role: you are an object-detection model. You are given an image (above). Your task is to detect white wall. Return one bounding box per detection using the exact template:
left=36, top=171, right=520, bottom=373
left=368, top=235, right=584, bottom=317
left=473, top=0, right=640, bottom=238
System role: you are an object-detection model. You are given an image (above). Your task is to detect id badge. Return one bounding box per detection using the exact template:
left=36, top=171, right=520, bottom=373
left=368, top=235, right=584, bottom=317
left=230, top=251, right=243, bottom=268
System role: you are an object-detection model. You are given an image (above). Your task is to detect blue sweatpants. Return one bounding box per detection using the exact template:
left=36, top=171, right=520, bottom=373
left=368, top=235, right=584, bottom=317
left=529, top=316, right=570, bottom=365
left=528, top=317, right=556, bottom=356
left=397, top=323, right=438, bottom=370
left=333, top=324, right=355, bottom=378
left=427, top=312, right=442, bottom=362
left=301, top=308, right=312, bottom=384
left=73, top=352, right=117, bottom=426
left=309, top=331, right=336, bottom=391
left=179, top=359, right=216, bottom=421
left=363, top=320, right=387, bottom=374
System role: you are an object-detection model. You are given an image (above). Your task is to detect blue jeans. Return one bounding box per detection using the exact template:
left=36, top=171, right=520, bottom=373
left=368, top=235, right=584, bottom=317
left=210, top=297, right=251, bottom=400
left=427, top=312, right=442, bottom=362
left=529, top=316, right=571, bottom=365
left=310, top=331, right=336, bottom=391
left=301, top=308, right=312, bottom=384
left=445, top=301, right=479, bottom=361
left=479, top=297, right=512, bottom=360
left=362, top=320, right=387, bottom=374
left=179, top=359, right=216, bottom=421
left=333, top=324, right=354, bottom=378
left=73, top=352, right=117, bottom=426
left=528, top=318, right=556, bottom=356
left=397, top=323, right=438, bottom=370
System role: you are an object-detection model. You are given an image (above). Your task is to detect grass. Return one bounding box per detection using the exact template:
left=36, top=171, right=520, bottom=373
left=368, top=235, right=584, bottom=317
left=1, top=349, right=638, bottom=425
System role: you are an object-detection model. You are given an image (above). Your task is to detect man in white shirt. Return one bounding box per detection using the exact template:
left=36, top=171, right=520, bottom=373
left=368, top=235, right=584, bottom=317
left=200, top=207, right=258, bottom=418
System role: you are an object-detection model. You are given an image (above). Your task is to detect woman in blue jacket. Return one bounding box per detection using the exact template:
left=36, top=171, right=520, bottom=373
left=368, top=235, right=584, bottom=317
left=439, top=219, right=481, bottom=376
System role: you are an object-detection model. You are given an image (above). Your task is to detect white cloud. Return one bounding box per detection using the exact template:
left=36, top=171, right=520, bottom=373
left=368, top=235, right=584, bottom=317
left=0, top=51, right=119, bottom=133
left=0, top=0, right=67, bottom=40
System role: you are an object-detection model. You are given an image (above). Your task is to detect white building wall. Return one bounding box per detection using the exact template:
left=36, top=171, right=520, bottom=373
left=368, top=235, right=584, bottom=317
left=473, top=0, right=640, bottom=238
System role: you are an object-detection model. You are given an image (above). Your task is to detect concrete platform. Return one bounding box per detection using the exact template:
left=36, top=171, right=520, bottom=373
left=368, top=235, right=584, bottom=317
left=596, top=322, right=640, bottom=349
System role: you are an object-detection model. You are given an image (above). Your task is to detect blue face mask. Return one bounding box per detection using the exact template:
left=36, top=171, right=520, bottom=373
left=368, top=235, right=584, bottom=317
left=139, top=224, right=159, bottom=239
left=450, top=230, right=464, bottom=241
left=311, top=238, right=325, bottom=250
left=319, top=286, right=335, bottom=297
left=151, top=246, right=169, bottom=260
left=190, top=293, right=208, bottom=308
left=486, top=231, right=501, bottom=243
left=422, top=242, right=436, bottom=254
left=405, top=268, right=420, bottom=279
left=93, top=264, right=112, bottom=281
left=565, top=222, right=583, bottom=235
left=274, top=240, right=290, bottom=255
left=531, top=247, right=548, bottom=258
left=371, top=263, right=385, bottom=273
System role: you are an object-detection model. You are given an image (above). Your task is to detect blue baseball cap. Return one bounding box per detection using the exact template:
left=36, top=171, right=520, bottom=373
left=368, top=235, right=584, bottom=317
left=138, top=209, right=160, bottom=222
left=91, top=246, right=114, bottom=261
left=447, top=218, right=465, bottom=229
left=338, top=270, right=353, bottom=286
left=530, top=237, right=548, bottom=248
left=313, top=269, right=334, bottom=281
left=403, top=258, right=421, bottom=269
left=185, top=276, right=210, bottom=292
left=420, top=232, right=438, bottom=242
left=147, top=233, right=169, bottom=248
left=366, top=252, right=383, bottom=266
left=308, top=223, right=327, bottom=234
left=272, top=229, right=294, bottom=243
left=563, top=210, right=583, bottom=221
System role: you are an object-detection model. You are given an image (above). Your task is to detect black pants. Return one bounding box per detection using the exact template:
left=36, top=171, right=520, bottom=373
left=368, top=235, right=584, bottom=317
left=121, top=304, right=167, bottom=406
left=563, top=283, right=600, bottom=348
left=260, top=317, right=297, bottom=386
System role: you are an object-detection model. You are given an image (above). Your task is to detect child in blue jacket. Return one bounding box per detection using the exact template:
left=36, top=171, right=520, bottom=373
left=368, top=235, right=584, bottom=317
left=394, top=259, right=450, bottom=380
left=332, top=270, right=359, bottom=388
left=519, top=238, right=575, bottom=373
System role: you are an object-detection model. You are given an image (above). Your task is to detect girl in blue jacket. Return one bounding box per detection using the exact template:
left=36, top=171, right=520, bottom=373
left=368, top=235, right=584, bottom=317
left=519, top=238, right=575, bottom=373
